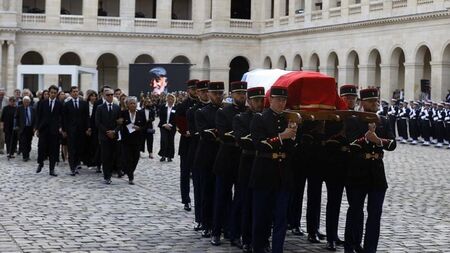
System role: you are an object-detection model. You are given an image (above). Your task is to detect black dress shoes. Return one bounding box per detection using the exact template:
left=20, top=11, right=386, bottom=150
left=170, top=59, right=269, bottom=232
left=308, top=234, right=321, bottom=243
left=317, top=231, right=327, bottom=240
left=194, top=223, right=203, bottom=231
left=326, top=241, right=337, bottom=251
left=160, top=157, right=166, bottom=162
left=36, top=165, right=43, bottom=173
left=242, top=244, right=252, bottom=253
left=105, top=179, right=112, bottom=185
left=129, top=180, right=135, bottom=185
left=70, top=170, right=76, bottom=176
left=210, top=235, right=221, bottom=246
left=49, top=172, right=58, bottom=177
left=201, top=229, right=211, bottom=238
left=336, top=238, right=345, bottom=246
left=167, top=158, right=173, bottom=162
left=96, top=167, right=102, bottom=173
left=184, top=203, right=192, bottom=211
left=291, top=227, right=305, bottom=236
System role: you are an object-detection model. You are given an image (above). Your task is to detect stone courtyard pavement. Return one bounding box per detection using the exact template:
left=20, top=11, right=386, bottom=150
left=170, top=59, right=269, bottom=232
left=0, top=134, right=449, bottom=253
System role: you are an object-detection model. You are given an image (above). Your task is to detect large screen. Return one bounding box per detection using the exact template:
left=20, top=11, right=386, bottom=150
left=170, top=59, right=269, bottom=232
left=129, top=63, right=191, bottom=96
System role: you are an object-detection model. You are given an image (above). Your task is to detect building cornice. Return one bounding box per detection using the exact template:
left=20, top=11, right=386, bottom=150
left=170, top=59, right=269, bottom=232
left=1, top=9, right=448, bottom=40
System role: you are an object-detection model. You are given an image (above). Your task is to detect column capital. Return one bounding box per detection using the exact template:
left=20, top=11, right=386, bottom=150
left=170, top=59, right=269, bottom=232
left=6, top=40, right=15, bottom=46
left=358, top=64, right=377, bottom=69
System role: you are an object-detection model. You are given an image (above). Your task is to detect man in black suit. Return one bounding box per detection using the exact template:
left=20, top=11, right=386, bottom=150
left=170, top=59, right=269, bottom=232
left=62, top=86, right=89, bottom=176
left=95, top=88, right=121, bottom=184
left=15, top=96, right=35, bottom=161
left=35, top=85, right=63, bottom=176
left=157, top=93, right=177, bottom=162
left=1, top=96, right=18, bottom=158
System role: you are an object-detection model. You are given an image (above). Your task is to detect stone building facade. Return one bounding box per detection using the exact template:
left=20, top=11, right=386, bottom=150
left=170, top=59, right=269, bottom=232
left=0, top=0, right=450, bottom=101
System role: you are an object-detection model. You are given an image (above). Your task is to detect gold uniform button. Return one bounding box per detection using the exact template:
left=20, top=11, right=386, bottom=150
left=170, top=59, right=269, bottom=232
left=371, top=152, right=375, bottom=154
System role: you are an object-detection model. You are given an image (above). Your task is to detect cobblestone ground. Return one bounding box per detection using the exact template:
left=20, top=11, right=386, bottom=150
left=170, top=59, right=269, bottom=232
left=0, top=132, right=449, bottom=253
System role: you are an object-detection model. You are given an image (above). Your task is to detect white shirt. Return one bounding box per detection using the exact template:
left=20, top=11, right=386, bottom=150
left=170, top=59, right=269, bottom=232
left=166, top=105, right=173, bottom=125
left=145, top=109, right=150, bottom=122
left=49, top=99, right=55, bottom=111
left=89, top=102, right=94, bottom=117
left=129, top=111, right=136, bottom=124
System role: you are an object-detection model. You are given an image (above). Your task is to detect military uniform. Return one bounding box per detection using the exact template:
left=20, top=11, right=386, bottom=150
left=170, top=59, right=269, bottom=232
left=433, top=104, right=446, bottom=147
left=419, top=103, right=432, bottom=145
left=186, top=80, right=210, bottom=228
left=194, top=82, right=224, bottom=236
left=250, top=87, right=295, bottom=253
left=211, top=82, right=247, bottom=245
left=408, top=102, right=420, bottom=144
left=397, top=102, right=409, bottom=142
left=445, top=103, right=450, bottom=148
left=344, top=88, right=396, bottom=253
left=232, top=87, right=265, bottom=252
left=175, top=79, right=199, bottom=209
left=387, top=101, right=398, bottom=138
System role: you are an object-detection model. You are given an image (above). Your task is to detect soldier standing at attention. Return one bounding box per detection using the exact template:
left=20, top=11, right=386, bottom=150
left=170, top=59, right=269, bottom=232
left=344, top=88, right=396, bottom=253
left=250, top=86, right=297, bottom=253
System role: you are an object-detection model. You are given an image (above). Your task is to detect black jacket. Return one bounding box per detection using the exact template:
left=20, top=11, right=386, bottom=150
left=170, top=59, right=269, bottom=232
left=95, top=102, right=121, bottom=142
left=345, top=116, right=396, bottom=190
left=158, top=105, right=177, bottom=129
left=233, top=110, right=257, bottom=186
left=36, top=99, right=63, bottom=135
left=15, top=105, right=36, bottom=135
left=120, top=110, right=145, bottom=145
left=1, top=105, right=17, bottom=133
left=249, top=108, right=295, bottom=190
left=213, top=103, right=247, bottom=179
left=194, top=103, right=221, bottom=171
left=63, top=99, right=89, bottom=135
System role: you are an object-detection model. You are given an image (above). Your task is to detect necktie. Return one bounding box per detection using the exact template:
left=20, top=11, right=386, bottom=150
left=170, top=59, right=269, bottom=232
left=108, top=103, right=112, bottom=112
left=50, top=100, right=54, bottom=112
left=25, top=107, right=30, bottom=126
left=74, top=100, right=78, bottom=109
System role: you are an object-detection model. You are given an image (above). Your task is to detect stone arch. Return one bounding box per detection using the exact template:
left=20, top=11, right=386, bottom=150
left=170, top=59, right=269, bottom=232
left=263, top=56, right=272, bottom=69
left=229, top=56, right=250, bottom=83
left=390, top=47, right=406, bottom=94
left=20, top=51, right=44, bottom=92
left=292, top=54, right=303, bottom=70
left=310, top=53, right=320, bottom=72
left=134, top=54, right=155, bottom=64
left=59, top=52, right=82, bottom=91
left=346, top=50, right=359, bottom=85
left=327, top=51, right=339, bottom=83
left=368, top=49, right=381, bottom=88
left=277, top=55, right=287, bottom=70
left=97, top=53, right=119, bottom=89
left=171, top=55, right=191, bottom=64
left=441, top=44, right=450, bottom=100
left=203, top=55, right=211, bottom=80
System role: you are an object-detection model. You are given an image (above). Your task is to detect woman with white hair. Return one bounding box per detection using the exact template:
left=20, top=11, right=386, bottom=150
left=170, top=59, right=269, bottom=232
left=157, top=93, right=177, bottom=162
left=120, top=96, right=145, bottom=184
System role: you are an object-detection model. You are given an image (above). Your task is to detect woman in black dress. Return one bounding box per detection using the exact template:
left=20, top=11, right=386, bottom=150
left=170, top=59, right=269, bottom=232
left=157, top=94, right=177, bottom=162
left=1, top=97, right=18, bottom=159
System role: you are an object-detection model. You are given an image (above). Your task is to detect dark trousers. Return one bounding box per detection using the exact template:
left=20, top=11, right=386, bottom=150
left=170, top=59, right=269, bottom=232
left=180, top=151, right=191, bottom=204
left=5, top=130, right=17, bottom=155
left=288, top=173, right=307, bottom=228
left=200, top=168, right=216, bottom=229
left=388, top=116, right=396, bottom=137
left=409, top=119, right=419, bottom=140
left=100, top=140, right=117, bottom=180
left=158, top=128, right=175, bottom=158
left=241, top=185, right=252, bottom=245
left=252, top=189, right=290, bottom=253
left=306, top=175, right=323, bottom=235
left=420, top=120, right=431, bottom=141
left=446, top=123, right=450, bottom=142
left=19, top=127, right=33, bottom=159
left=123, top=143, right=140, bottom=181
left=397, top=119, right=408, bottom=139
left=435, top=122, right=445, bottom=143
left=85, top=134, right=100, bottom=167
left=212, top=176, right=242, bottom=239
left=67, top=131, right=83, bottom=171
left=325, top=180, right=344, bottom=242
left=190, top=138, right=202, bottom=223
left=141, top=131, right=154, bottom=153
left=344, top=187, right=386, bottom=253
left=37, top=132, right=59, bottom=172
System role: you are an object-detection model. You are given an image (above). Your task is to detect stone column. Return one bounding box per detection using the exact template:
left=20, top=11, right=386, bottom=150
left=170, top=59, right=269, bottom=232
left=210, top=67, right=229, bottom=90
left=359, top=64, right=376, bottom=89
left=211, top=0, right=231, bottom=28
left=273, top=0, right=281, bottom=25
left=6, top=41, right=15, bottom=95
left=403, top=62, right=420, bottom=101
left=340, top=0, right=349, bottom=17
left=83, top=0, right=99, bottom=28
left=430, top=61, right=450, bottom=101
left=156, top=0, right=172, bottom=29
left=0, top=42, right=3, bottom=88
left=338, top=65, right=355, bottom=85
left=322, top=0, right=330, bottom=19
left=120, top=0, right=135, bottom=30
left=118, top=65, right=129, bottom=95
left=380, top=64, right=397, bottom=102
